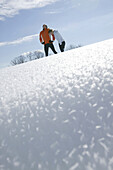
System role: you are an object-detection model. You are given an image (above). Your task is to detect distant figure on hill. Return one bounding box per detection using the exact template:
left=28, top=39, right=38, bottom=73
left=48, top=29, right=65, bottom=52
left=39, top=24, right=57, bottom=56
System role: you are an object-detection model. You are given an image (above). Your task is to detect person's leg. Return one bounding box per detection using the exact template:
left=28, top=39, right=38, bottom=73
left=44, top=44, right=49, bottom=56
left=59, top=43, right=62, bottom=52
left=59, top=41, right=65, bottom=52
left=62, top=41, right=65, bottom=51
left=49, top=44, right=57, bottom=54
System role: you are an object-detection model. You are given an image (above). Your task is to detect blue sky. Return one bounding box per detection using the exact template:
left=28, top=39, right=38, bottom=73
left=0, top=0, right=113, bottom=69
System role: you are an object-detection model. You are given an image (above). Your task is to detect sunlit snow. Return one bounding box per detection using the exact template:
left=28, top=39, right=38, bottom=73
left=0, top=38, right=113, bottom=170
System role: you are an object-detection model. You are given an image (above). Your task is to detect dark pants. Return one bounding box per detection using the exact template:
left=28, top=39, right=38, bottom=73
left=59, top=41, right=65, bottom=52
left=44, top=43, right=57, bottom=56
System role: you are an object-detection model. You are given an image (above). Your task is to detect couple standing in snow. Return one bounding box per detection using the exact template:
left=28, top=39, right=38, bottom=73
left=39, top=24, right=65, bottom=56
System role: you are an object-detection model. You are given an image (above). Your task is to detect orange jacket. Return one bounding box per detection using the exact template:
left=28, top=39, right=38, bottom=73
left=39, top=28, right=55, bottom=45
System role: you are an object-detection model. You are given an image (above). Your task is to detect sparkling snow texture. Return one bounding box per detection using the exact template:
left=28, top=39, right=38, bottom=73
left=0, top=39, right=113, bottom=170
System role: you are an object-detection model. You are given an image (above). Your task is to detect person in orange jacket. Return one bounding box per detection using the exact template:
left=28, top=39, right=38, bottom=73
left=39, top=24, right=57, bottom=56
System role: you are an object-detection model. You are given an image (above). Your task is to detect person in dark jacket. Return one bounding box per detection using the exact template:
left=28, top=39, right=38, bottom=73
left=39, top=24, right=57, bottom=56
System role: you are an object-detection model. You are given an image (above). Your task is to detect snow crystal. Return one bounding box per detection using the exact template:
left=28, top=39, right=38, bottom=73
left=69, top=163, right=79, bottom=170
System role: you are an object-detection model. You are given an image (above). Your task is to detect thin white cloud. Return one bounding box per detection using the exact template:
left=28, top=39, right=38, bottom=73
left=0, top=62, right=9, bottom=69
left=0, top=16, right=5, bottom=21
left=0, top=0, right=59, bottom=20
left=0, top=34, right=38, bottom=47
left=45, top=10, right=61, bottom=14
left=108, top=22, right=113, bottom=26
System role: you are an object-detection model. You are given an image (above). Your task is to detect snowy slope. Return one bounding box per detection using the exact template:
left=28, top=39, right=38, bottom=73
left=0, top=39, right=113, bottom=170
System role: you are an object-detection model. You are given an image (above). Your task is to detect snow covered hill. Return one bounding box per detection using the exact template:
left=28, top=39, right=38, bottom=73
left=0, top=38, right=113, bottom=170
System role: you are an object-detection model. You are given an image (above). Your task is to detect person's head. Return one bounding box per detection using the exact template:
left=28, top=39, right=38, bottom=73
left=43, top=24, right=47, bottom=29
left=48, top=29, right=53, bottom=35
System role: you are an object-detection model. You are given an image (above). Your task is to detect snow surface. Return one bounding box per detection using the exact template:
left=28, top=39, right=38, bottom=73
left=0, top=39, right=113, bottom=170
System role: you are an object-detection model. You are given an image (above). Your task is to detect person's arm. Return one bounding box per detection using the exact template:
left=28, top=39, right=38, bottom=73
left=52, top=34, right=55, bottom=41
left=48, top=28, right=55, bottom=42
left=39, top=32, right=43, bottom=43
